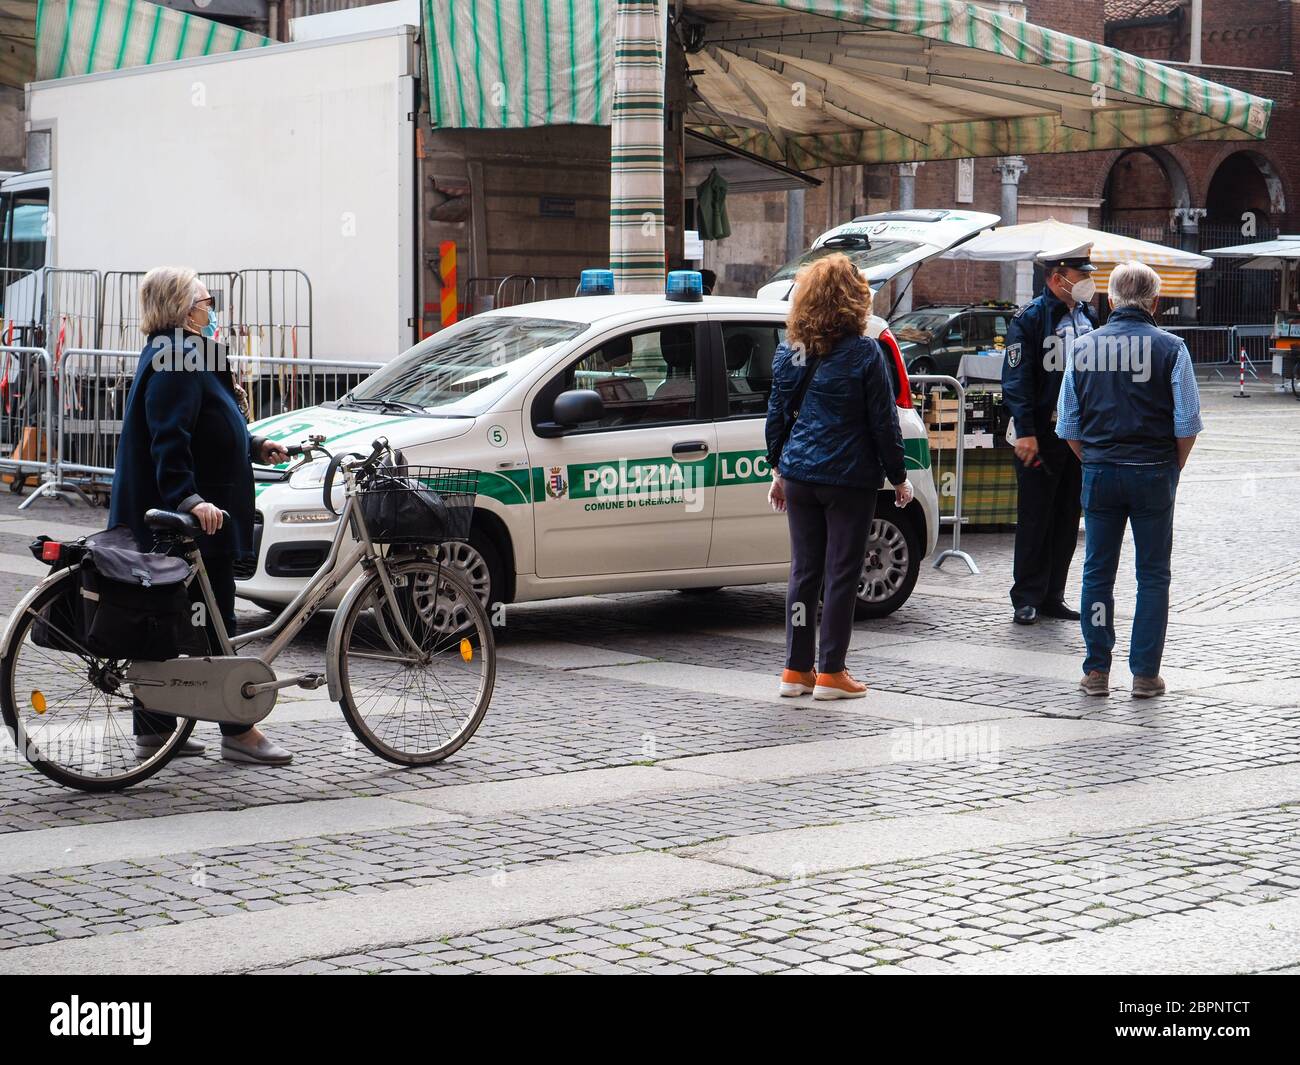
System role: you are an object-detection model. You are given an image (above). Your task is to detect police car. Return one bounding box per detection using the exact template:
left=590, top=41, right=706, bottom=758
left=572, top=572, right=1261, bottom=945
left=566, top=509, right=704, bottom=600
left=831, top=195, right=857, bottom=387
left=237, top=274, right=940, bottom=620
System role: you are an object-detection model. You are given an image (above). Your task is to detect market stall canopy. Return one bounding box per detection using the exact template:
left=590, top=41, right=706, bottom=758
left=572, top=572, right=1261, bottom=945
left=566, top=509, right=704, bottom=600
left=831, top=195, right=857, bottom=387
left=943, top=218, right=1211, bottom=298
left=32, top=0, right=271, bottom=82
left=0, top=1, right=35, bottom=88
left=1202, top=237, right=1300, bottom=271
left=424, top=0, right=1272, bottom=168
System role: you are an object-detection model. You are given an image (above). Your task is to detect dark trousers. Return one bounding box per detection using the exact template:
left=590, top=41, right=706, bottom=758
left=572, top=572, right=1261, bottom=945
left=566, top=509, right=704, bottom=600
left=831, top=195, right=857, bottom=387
left=134, top=552, right=251, bottom=738
left=1080, top=462, right=1179, bottom=678
left=784, top=477, right=878, bottom=674
left=1011, top=432, right=1082, bottom=609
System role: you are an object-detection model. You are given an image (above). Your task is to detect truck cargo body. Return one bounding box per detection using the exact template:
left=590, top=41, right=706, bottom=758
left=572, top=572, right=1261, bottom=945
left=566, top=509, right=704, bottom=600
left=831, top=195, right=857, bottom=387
left=24, top=27, right=418, bottom=361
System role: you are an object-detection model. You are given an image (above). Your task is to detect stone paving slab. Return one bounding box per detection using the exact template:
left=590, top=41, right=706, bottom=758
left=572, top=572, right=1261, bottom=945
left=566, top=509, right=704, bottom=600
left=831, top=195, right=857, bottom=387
left=675, top=764, right=1300, bottom=878
left=656, top=717, right=1141, bottom=782
left=496, top=640, right=656, bottom=670
left=398, top=764, right=737, bottom=817
left=0, top=852, right=768, bottom=975
left=0, top=797, right=461, bottom=877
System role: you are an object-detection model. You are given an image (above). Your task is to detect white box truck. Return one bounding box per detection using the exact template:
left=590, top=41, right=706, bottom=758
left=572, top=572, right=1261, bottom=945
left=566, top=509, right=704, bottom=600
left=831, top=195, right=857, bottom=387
left=11, top=23, right=419, bottom=360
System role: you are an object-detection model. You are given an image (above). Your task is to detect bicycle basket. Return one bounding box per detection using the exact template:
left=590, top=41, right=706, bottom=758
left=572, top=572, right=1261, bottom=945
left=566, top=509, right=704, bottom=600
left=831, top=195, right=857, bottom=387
left=357, top=465, right=478, bottom=545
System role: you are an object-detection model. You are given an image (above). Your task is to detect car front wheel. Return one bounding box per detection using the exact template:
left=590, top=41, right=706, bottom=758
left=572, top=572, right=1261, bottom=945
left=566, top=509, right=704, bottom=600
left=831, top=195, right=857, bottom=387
left=854, top=505, right=922, bottom=619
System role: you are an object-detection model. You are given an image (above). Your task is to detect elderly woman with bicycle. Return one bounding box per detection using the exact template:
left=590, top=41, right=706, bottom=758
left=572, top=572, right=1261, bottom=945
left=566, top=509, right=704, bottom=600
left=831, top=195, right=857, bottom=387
left=109, top=265, right=293, bottom=765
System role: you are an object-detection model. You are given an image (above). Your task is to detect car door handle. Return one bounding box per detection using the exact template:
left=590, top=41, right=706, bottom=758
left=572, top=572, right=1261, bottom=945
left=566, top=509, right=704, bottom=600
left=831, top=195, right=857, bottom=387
left=672, top=440, right=709, bottom=458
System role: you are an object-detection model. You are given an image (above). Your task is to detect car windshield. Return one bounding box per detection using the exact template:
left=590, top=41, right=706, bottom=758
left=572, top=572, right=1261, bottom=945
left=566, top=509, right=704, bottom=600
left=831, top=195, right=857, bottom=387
left=766, top=239, right=925, bottom=283
left=889, top=310, right=957, bottom=344
left=344, top=316, right=586, bottom=416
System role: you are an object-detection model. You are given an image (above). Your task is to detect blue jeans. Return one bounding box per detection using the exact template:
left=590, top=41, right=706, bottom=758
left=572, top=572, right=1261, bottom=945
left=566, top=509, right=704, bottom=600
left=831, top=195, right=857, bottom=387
left=1079, top=462, right=1180, bottom=678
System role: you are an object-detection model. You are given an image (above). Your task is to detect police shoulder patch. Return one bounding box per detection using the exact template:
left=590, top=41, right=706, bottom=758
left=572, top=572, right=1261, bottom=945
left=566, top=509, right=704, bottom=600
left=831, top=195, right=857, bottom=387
left=1006, top=342, right=1022, bottom=368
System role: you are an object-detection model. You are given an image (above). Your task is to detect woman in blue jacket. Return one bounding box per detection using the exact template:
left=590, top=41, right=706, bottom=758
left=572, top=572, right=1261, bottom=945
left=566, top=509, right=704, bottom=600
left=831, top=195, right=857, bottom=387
left=765, top=254, right=913, bottom=700
left=109, top=266, right=292, bottom=765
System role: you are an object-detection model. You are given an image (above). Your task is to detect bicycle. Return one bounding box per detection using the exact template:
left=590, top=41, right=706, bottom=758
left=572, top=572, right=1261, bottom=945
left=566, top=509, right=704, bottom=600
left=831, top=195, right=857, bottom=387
left=0, top=436, right=495, bottom=791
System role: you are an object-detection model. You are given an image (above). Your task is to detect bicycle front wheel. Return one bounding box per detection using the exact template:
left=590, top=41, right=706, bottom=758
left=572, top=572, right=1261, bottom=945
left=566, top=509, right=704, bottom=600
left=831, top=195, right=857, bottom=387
left=336, top=556, right=494, bottom=766
left=0, top=567, right=194, bottom=791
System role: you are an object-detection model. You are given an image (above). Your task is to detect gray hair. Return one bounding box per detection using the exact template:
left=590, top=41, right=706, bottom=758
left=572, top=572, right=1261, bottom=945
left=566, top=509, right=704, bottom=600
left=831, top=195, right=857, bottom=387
left=140, top=266, right=201, bottom=335
left=1108, top=261, right=1161, bottom=310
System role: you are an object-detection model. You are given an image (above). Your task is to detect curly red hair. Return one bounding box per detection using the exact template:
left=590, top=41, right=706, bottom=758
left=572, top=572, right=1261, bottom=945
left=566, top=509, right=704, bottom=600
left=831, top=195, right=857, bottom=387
left=785, top=253, right=873, bottom=358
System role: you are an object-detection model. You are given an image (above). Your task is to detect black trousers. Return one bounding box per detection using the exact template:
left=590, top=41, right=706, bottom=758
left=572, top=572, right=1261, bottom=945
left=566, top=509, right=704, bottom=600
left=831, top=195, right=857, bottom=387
left=134, top=552, right=251, bottom=738
left=1011, top=432, right=1082, bottom=609
left=784, top=477, right=878, bottom=675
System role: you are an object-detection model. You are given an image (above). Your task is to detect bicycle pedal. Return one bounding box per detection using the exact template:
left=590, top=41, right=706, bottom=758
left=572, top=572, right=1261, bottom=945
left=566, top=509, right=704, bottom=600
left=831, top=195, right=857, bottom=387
left=297, top=673, right=327, bottom=690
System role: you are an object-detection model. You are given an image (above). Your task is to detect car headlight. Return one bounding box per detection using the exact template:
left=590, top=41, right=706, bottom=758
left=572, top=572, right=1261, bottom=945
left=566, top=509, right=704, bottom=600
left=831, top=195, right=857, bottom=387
left=288, top=457, right=332, bottom=489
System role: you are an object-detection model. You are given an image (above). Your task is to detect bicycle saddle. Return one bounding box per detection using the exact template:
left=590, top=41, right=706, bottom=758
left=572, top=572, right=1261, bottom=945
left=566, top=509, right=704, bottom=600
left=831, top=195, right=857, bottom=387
left=144, top=508, right=204, bottom=535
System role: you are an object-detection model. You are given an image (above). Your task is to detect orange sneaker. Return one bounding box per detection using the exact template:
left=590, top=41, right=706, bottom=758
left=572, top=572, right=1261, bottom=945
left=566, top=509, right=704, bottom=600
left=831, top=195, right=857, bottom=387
left=779, top=669, right=817, bottom=697
left=814, top=670, right=867, bottom=700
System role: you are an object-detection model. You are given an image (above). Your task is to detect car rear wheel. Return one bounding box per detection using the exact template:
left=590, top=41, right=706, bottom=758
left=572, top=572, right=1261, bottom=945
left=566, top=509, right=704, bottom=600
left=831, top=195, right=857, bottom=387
left=854, top=504, right=922, bottom=619
left=909, top=356, right=936, bottom=378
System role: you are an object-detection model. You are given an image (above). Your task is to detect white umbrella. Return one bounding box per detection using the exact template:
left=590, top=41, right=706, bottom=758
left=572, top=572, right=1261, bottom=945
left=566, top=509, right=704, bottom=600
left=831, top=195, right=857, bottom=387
left=943, top=218, right=1210, bottom=297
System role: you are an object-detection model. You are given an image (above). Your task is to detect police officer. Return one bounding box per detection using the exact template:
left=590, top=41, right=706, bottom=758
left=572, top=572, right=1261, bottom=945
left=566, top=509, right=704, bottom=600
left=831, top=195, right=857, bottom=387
left=1002, top=243, right=1098, bottom=625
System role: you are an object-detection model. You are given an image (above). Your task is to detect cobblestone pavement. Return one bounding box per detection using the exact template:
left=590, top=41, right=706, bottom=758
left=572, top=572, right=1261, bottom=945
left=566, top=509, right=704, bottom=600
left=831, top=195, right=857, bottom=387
left=1, top=382, right=1298, bottom=975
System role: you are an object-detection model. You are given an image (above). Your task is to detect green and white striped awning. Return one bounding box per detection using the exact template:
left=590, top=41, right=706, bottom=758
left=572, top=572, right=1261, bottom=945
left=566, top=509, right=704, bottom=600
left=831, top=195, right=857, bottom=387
left=424, top=0, right=1272, bottom=166
left=423, top=0, right=611, bottom=128
left=685, top=0, right=1273, bottom=168
left=35, top=0, right=271, bottom=82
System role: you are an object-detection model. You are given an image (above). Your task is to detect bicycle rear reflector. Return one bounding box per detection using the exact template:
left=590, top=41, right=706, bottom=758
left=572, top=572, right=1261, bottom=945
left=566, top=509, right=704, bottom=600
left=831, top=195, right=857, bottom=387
left=41, top=541, right=62, bottom=562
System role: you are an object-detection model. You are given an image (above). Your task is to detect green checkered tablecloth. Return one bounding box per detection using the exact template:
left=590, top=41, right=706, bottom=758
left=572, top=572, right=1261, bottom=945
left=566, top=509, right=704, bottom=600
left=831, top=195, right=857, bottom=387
left=929, top=446, right=1019, bottom=527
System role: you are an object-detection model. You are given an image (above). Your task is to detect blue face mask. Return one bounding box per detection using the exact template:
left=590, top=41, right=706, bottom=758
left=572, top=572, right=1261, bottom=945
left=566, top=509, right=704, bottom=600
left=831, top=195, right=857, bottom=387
left=202, top=307, right=217, bottom=338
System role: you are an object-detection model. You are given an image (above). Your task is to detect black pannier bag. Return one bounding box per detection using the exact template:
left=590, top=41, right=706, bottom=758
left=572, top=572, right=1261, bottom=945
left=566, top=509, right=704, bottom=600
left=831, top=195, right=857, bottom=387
left=76, top=526, right=199, bottom=661
left=28, top=535, right=86, bottom=652
left=358, top=466, right=475, bottom=545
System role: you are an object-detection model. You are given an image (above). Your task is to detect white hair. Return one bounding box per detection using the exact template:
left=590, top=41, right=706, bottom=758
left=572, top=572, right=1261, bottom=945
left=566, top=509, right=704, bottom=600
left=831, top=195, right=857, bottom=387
left=140, top=266, right=202, bottom=335
left=1109, top=261, right=1162, bottom=310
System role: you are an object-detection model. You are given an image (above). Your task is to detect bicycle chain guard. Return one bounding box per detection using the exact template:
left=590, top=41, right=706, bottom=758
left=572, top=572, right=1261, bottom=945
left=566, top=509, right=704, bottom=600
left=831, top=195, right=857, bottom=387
left=126, top=656, right=277, bottom=725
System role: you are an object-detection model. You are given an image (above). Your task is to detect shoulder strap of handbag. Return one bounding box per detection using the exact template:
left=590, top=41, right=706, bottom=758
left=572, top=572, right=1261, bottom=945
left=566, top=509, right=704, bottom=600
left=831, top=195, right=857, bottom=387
left=773, top=353, right=821, bottom=465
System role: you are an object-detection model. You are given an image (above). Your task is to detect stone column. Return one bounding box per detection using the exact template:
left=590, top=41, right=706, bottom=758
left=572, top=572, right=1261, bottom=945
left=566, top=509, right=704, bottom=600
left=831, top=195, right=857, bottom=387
left=994, top=156, right=1029, bottom=303
left=786, top=187, right=806, bottom=263
left=894, top=162, right=922, bottom=315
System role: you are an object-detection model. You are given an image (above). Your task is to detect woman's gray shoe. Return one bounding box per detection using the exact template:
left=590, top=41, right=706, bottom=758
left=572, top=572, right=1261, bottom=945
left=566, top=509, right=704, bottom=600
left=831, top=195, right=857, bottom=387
left=135, top=734, right=206, bottom=758
left=1131, top=675, right=1166, bottom=699
left=221, top=733, right=293, bottom=765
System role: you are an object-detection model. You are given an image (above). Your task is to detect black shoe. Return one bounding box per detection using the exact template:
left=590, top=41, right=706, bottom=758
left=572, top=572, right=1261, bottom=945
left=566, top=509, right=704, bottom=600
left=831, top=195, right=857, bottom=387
left=1013, top=605, right=1038, bottom=625
left=1039, top=600, right=1081, bottom=621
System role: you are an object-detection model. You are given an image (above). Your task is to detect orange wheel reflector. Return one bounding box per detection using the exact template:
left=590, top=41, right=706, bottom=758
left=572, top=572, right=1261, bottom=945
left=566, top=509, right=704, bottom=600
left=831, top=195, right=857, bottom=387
left=459, top=638, right=473, bottom=662
left=31, top=690, right=47, bottom=714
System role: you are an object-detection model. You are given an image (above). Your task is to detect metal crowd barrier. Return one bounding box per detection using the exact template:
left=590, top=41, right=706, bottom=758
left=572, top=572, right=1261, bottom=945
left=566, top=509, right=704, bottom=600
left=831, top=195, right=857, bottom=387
left=0, top=346, right=56, bottom=511
left=229, top=354, right=382, bottom=422
left=909, top=373, right=978, bottom=575
left=5, top=347, right=381, bottom=507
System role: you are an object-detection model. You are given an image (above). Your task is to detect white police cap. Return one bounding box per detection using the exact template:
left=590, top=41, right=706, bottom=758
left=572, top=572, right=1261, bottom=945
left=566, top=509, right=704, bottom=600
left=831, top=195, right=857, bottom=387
left=1036, top=242, right=1095, bottom=272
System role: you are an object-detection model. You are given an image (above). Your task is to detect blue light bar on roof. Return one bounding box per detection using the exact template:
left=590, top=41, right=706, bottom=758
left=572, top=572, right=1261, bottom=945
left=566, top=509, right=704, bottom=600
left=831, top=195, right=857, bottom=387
left=666, top=270, right=703, bottom=302
left=578, top=269, right=615, bottom=296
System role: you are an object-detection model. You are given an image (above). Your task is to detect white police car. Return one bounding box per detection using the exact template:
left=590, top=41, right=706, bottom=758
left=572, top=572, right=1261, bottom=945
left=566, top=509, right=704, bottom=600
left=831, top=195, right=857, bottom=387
left=238, top=274, right=940, bottom=620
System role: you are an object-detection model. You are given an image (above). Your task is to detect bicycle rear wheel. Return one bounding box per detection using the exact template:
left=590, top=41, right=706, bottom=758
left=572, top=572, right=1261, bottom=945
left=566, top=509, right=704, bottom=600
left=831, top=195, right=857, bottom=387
left=0, top=567, right=194, bottom=791
left=336, top=556, right=494, bottom=766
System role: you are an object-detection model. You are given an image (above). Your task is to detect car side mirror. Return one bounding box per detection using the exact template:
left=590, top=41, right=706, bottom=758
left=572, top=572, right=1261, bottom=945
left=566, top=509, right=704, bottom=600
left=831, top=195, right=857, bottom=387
left=537, top=388, right=604, bottom=436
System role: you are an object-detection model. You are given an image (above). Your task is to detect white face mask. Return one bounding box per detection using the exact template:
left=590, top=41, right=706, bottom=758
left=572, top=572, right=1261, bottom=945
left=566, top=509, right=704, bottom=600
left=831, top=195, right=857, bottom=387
left=1063, top=275, right=1096, bottom=304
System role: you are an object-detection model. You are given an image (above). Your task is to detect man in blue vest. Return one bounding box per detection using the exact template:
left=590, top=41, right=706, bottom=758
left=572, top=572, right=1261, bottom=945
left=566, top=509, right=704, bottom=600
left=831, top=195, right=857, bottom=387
left=1056, top=260, right=1202, bottom=698
left=1002, top=243, right=1098, bottom=625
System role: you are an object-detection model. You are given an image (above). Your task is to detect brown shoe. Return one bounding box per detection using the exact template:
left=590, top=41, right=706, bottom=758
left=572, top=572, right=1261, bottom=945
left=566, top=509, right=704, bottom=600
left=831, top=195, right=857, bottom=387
left=813, top=670, right=867, bottom=700
left=1131, top=675, right=1166, bottom=699
left=1078, top=670, right=1110, bottom=696
left=779, top=669, right=816, bottom=697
